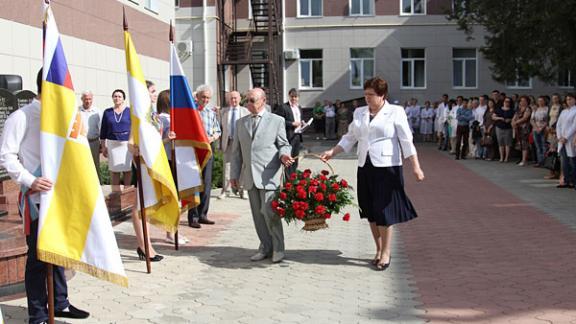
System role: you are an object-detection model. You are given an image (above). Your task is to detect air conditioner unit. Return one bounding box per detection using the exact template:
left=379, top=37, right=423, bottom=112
left=177, top=41, right=193, bottom=55
left=284, top=49, right=299, bottom=60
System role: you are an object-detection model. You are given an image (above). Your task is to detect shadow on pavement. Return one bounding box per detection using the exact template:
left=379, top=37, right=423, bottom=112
left=1, top=304, right=69, bottom=324
left=158, top=245, right=371, bottom=269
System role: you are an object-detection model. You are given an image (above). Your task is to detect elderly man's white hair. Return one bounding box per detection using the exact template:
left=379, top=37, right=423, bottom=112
left=81, top=90, right=93, bottom=97
left=195, top=84, right=213, bottom=96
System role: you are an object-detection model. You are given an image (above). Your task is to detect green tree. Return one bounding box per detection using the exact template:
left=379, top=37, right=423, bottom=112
left=449, top=0, right=576, bottom=85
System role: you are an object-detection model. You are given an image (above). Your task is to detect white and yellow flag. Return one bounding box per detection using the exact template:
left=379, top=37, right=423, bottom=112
left=38, top=1, right=127, bottom=286
left=124, top=24, right=180, bottom=232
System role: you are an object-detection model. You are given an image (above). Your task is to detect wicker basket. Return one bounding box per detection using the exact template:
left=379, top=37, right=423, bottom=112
left=302, top=217, right=329, bottom=231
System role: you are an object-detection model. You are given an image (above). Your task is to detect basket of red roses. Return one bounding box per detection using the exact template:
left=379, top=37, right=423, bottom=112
left=271, top=162, right=354, bottom=231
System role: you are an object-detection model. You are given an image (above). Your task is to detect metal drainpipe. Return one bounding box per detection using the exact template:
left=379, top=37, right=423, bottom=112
left=203, top=0, right=208, bottom=86
left=282, top=0, right=286, bottom=104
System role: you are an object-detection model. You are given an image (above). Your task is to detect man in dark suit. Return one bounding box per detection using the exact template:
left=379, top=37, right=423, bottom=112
left=274, top=88, right=303, bottom=176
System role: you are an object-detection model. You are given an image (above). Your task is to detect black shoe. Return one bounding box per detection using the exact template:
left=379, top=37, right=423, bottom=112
left=455, top=157, right=460, bottom=160
left=375, top=256, right=391, bottom=271
left=189, top=221, right=201, bottom=228
left=198, top=218, right=215, bottom=225
left=136, top=247, right=164, bottom=262
left=55, top=305, right=90, bottom=319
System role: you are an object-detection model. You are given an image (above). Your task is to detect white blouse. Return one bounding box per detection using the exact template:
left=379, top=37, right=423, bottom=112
left=338, top=101, right=417, bottom=167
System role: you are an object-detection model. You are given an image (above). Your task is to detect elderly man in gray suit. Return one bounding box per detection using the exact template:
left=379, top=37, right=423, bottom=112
left=230, top=88, right=294, bottom=263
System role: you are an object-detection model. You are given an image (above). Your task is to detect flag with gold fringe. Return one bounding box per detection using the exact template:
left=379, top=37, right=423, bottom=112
left=170, top=41, right=211, bottom=210
left=38, top=0, right=127, bottom=286
left=124, top=16, right=180, bottom=233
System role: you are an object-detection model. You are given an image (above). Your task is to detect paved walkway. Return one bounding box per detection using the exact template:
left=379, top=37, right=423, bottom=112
left=1, top=140, right=575, bottom=323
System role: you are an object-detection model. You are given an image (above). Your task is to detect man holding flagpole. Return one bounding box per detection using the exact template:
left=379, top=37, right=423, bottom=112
left=0, top=70, right=90, bottom=324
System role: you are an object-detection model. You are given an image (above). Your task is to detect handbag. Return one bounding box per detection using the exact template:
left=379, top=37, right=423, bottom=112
left=481, top=135, right=493, bottom=147
left=542, top=152, right=560, bottom=171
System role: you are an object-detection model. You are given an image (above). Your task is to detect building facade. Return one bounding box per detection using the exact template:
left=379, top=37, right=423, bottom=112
left=0, top=0, right=175, bottom=109
left=177, top=0, right=574, bottom=108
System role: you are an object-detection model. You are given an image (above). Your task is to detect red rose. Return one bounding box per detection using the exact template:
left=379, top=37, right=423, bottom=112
left=321, top=170, right=330, bottom=176
left=320, top=175, right=327, bottom=181
left=299, top=179, right=307, bottom=185
left=332, top=183, right=340, bottom=190
left=292, top=202, right=300, bottom=210
left=303, top=171, right=311, bottom=178
left=297, top=191, right=307, bottom=199
left=277, top=208, right=285, bottom=217
left=310, top=179, right=319, bottom=186
left=279, top=192, right=287, bottom=200
left=328, top=193, right=337, bottom=202
left=295, top=210, right=306, bottom=219
left=296, top=185, right=304, bottom=192
left=271, top=200, right=279, bottom=209
left=315, top=205, right=326, bottom=215
left=285, top=182, right=292, bottom=190
left=314, top=193, right=324, bottom=202
left=308, top=186, right=318, bottom=193
left=342, top=213, right=351, bottom=221
left=290, top=173, right=297, bottom=180
left=340, top=179, right=348, bottom=188
left=304, top=169, right=312, bottom=174
left=300, top=202, right=309, bottom=210
left=320, top=183, right=327, bottom=191
left=324, top=213, right=331, bottom=219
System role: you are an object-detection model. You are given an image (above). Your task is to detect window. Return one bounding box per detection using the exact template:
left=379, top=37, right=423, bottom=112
left=350, top=48, right=375, bottom=89
left=452, top=48, right=477, bottom=88
left=451, top=0, right=468, bottom=14
left=401, top=0, right=425, bottom=15
left=505, top=71, right=532, bottom=89
left=559, top=70, right=575, bottom=88
left=299, top=0, right=322, bottom=17
left=145, top=0, right=158, bottom=12
left=299, top=49, right=323, bottom=89
left=401, top=49, right=426, bottom=88
left=350, top=0, right=374, bottom=16
left=175, top=0, right=180, bottom=8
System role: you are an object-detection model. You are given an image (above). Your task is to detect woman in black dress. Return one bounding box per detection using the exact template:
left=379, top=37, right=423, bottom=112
left=321, top=77, right=424, bottom=270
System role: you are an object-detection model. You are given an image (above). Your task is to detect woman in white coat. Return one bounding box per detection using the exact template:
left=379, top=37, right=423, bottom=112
left=321, top=77, right=425, bottom=271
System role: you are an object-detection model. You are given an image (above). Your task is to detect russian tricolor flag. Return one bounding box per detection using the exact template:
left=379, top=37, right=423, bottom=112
left=170, top=43, right=212, bottom=207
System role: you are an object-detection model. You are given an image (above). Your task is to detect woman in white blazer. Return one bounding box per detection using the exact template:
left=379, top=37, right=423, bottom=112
left=321, top=77, right=425, bottom=271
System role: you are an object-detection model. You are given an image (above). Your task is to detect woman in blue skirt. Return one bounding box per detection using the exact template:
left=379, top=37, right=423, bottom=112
left=321, top=77, right=425, bottom=270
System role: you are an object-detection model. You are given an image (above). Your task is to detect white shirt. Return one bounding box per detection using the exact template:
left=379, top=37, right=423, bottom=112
left=290, top=104, right=301, bottom=123
left=556, top=106, right=576, bottom=157
left=0, top=99, right=41, bottom=203
left=79, top=105, right=101, bottom=140
left=227, top=106, right=242, bottom=138
left=338, top=101, right=417, bottom=167
left=324, top=105, right=336, bottom=118
left=474, top=105, right=487, bottom=126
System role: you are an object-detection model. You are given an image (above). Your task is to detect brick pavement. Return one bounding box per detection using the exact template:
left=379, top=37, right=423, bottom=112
left=401, top=145, right=576, bottom=323
left=1, top=140, right=575, bottom=323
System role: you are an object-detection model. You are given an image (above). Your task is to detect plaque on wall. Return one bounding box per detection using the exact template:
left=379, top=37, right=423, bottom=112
left=14, top=90, right=36, bottom=109
left=0, top=89, right=20, bottom=181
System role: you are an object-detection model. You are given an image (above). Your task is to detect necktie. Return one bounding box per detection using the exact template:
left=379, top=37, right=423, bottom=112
left=251, top=115, right=260, bottom=138
left=230, top=108, right=236, bottom=139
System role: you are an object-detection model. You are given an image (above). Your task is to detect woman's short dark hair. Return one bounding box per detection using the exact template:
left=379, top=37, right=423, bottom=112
left=519, top=95, right=531, bottom=106
left=146, top=80, right=155, bottom=89
left=112, top=89, right=126, bottom=99
left=363, top=77, right=388, bottom=97
left=157, top=89, right=170, bottom=114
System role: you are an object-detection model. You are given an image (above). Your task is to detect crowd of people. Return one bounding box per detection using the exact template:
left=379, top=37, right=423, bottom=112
left=398, top=91, right=576, bottom=189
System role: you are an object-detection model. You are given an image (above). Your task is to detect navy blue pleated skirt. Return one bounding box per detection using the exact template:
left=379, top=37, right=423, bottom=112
left=357, top=156, right=418, bottom=226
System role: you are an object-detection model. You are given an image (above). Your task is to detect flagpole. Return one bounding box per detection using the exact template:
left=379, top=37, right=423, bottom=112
left=47, top=264, right=55, bottom=324
left=169, top=20, right=180, bottom=251
left=125, top=8, right=151, bottom=273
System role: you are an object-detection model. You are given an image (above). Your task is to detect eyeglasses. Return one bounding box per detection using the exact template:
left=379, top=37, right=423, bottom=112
left=247, top=98, right=258, bottom=104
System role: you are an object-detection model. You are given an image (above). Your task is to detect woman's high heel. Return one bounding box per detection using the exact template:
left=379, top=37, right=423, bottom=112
left=136, top=247, right=164, bottom=262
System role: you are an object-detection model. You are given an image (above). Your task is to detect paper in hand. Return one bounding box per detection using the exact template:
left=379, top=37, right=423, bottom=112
left=295, top=117, right=314, bottom=134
